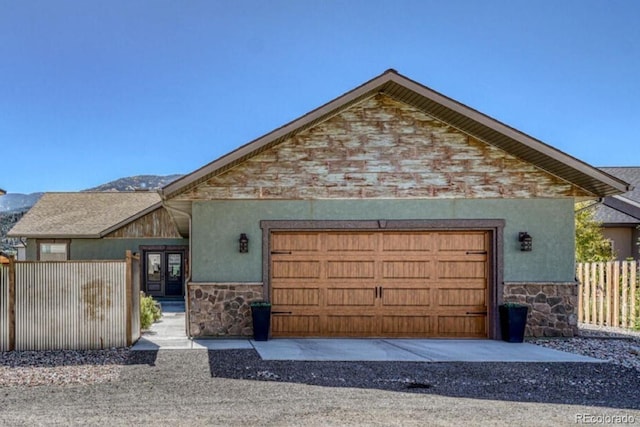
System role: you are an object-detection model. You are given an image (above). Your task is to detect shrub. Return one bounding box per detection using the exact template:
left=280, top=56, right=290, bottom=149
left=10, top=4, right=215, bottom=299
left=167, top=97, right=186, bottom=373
left=141, top=293, right=162, bottom=330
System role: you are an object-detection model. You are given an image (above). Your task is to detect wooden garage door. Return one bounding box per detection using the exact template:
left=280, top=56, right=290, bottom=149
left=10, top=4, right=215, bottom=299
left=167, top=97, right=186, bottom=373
left=270, top=230, right=489, bottom=338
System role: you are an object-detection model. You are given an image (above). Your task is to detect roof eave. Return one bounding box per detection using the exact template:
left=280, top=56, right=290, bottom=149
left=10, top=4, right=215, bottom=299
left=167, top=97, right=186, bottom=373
left=161, top=71, right=398, bottom=199
left=5, top=233, right=101, bottom=239
left=161, top=69, right=630, bottom=200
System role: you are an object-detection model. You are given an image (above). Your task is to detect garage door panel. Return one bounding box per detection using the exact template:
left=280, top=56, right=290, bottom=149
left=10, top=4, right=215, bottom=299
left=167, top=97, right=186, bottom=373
left=383, top=261, right=431, bottom=279
left=382, top=233, right=433, bottom=252
left=326, top=233, right=376, bottom=252
left=272, top=288, right=320, bottom=306
left=272, top=232, right=321, bottom=252
left=381, top=288, right=430, bottom=306
left=438, top=289, right=485, bottom=306
left=382, top=316, right=432, bottom=334
left=327, top=288, right=376, bottom=306
left=327, top=315, right=376, bottom=334
left=271, top=230, right=489, bottom=338
left=272, top=261, right=321, bottom=278
left=437, top=261, right=486, bottom=279
left=438, top=233, right=485, bottom=252
left=327, top=261, right=375, bottom=278
left=438, top=315, right=486, bottom=337
left=272, top=315, right=320, bottom=335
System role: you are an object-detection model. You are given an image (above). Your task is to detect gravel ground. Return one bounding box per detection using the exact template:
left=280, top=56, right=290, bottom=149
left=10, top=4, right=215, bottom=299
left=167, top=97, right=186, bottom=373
left=2, top=326, right=640, bottom=425
left=0, top=349, right=129, bottom=387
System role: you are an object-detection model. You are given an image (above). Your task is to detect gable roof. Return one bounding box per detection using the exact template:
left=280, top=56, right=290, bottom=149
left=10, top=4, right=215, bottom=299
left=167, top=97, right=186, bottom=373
left=7, top=192, right=162, bottom=239
left=594, top=167, right=640, bottom=225
left=162, top=69, right=630, bottom=200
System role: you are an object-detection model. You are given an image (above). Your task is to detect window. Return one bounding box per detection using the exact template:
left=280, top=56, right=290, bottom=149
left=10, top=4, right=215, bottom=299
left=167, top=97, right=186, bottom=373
left=38, top=241, right=69, bottom=261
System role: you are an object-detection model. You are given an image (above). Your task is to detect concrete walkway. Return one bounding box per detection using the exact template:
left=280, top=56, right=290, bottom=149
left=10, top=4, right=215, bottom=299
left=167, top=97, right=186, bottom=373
left=132, top=305, right=602, bottom=362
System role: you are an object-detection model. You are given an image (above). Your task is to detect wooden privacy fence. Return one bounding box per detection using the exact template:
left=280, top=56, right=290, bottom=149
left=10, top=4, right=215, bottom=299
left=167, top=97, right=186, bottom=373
left=0, top=251, right=140, bottom=351
left=577, top=261, right=639, bottom=329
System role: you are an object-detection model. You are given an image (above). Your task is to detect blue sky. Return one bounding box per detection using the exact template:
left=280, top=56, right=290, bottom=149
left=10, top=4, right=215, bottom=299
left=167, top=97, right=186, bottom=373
left=1, top=0, right=639, bottom=194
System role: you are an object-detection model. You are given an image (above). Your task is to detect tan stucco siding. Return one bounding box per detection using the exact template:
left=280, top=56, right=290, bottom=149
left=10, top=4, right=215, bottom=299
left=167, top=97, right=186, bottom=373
left=176, top=95, right=591, bottom=201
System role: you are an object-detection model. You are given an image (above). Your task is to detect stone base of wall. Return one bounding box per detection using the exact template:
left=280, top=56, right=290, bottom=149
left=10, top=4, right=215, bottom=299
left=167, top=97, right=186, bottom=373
left=188, top=282, right=264, bottom=337
left=503, top=282, right=578, bottom=337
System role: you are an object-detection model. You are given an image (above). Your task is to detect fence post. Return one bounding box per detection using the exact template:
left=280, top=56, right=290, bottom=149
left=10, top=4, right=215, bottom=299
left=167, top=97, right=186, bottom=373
left=613, top=261, right=620, bottom=327
left=622, top=261, right=629, bottom=328
left=577, top=263, right=583, bottom=323
left=8, top=255, right=16, bottom=351
left=125, top=250, right=133, bottom=347
left=605, top=261, right=613, bottom=326
left=597, top=262, right=604, bottom=326
left=630, top=261, right=637, bottom=329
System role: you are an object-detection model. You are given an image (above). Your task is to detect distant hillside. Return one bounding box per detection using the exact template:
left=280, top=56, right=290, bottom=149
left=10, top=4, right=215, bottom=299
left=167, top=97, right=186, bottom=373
left=84, top=174, right=183, bottom=192
left=0, top=192, right=43, bottom=212
left=0, top=174, right=182, bottom=253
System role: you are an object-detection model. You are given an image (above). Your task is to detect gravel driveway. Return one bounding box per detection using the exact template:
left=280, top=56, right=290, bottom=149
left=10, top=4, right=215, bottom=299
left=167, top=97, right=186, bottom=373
left=2, top=344, right=640, bottom=426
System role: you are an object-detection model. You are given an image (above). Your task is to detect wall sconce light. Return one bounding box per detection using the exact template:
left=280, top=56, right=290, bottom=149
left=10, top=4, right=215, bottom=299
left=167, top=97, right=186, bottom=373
left=239, top=233, right=249, bottom=253
left=519, top=232, right=532, bottom=252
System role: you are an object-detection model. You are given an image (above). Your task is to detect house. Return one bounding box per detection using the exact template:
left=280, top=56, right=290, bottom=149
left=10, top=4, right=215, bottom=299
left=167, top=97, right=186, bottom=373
left=593, top=167, right=640, bottom=261
left=7, top=192, right=189, bottom=298
left=161, top=69, right=630, bottom=339
left=0, top=188, right=5, bottom=195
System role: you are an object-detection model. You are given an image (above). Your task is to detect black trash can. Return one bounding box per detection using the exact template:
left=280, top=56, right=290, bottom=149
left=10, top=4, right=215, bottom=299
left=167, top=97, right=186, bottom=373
left=499, top=304, right=529, bottom=343
left=250, top=301, right=271, bottom=341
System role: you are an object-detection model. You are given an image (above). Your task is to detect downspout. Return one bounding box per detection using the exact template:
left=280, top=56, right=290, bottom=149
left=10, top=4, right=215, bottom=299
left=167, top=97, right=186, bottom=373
left=163, top=204, right=193, bottom=339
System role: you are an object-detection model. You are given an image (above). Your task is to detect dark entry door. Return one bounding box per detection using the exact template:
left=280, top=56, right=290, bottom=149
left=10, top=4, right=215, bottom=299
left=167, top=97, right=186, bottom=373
left=145, top=252, right=164, bottom=297
left=165, top=252, right=184, bottom=296
left=142, top=246, right=187, bottom=297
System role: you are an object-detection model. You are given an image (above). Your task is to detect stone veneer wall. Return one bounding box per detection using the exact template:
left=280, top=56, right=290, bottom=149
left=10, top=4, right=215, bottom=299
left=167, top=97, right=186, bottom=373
left=503, top=282, right=578, bottom=337
left=188, top=283, right=264, bottom=337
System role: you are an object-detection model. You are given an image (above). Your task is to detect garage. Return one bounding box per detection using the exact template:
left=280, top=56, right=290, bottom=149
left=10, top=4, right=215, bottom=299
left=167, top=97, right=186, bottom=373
left=270, top=230, right=489, bottom=338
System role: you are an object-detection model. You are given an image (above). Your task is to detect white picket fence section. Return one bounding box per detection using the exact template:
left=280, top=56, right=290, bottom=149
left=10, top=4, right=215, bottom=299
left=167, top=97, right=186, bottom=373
left=1, top=253, right=140, bottom=351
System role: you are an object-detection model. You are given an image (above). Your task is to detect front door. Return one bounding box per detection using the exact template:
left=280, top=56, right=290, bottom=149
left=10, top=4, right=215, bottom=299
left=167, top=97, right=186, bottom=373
left=145, top=252, right=164, bottom=297
left=165, top=253, right=184, bottom=296
left=142, top=246, right=187, bottom=297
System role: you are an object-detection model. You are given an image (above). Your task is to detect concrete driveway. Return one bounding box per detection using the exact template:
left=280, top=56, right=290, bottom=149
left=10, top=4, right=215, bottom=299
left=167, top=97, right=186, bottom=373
left=133, top=309, right=600, bottom=362
left=250, top=338, right=601, bottom=362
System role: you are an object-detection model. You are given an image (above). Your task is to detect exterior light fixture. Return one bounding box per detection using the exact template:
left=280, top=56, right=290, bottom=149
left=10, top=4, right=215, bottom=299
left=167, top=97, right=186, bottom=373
left=519, top=232, right=532, bottom=252
left=239, top=233, right=249, bottom=253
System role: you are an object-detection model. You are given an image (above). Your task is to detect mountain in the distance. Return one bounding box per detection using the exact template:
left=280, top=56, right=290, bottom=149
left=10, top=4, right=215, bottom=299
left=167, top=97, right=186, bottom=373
left=0, top=174, right=183, bottom=252
left=0, top=192, right=44, bottom=213
left=0, top=174, right=183, bottom=213
left=83, top=174, right=183, bottom=192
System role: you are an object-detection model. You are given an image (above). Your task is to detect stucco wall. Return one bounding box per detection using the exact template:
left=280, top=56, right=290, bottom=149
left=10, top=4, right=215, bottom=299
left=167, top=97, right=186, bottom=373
left=603, top=227, right=638, bottom=261
left=26, top=238, right=189, bottom=260
left=191, top=198, right=575, bottom=283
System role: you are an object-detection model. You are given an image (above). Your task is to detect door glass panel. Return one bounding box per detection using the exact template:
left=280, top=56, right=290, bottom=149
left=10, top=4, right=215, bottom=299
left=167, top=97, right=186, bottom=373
left=147, top=253, right=162, bottom=282
left=168, top=254, right=181, bottom=280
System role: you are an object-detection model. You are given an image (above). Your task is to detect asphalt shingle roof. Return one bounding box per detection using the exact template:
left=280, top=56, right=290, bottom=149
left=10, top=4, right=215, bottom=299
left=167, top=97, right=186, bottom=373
left=7, top=192, right=161, bottom=238
left=595, top=167, right=640, bottom=224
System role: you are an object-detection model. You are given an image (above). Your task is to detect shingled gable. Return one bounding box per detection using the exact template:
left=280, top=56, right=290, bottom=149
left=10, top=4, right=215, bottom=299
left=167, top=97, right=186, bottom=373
left=7, top=192, right=176, bottom=239
left=162, top=69, right=630, bottom=200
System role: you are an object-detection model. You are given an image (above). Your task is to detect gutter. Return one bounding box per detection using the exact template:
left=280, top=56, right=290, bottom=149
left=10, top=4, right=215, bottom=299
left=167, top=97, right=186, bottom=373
left=162, top=203, right=193, bottom=338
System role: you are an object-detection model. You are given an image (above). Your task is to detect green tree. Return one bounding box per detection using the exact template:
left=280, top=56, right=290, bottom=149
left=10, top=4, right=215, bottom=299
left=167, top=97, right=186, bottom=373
left=575, top=202, right=615, bottom=262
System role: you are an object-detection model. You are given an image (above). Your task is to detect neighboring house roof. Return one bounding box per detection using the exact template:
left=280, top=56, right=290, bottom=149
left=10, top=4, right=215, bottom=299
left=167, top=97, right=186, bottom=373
left=162, top=69, right=630, bottom=201
left=594, top=167, right=640, bottom=225
left=7, top=192, right=162, bottom=239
